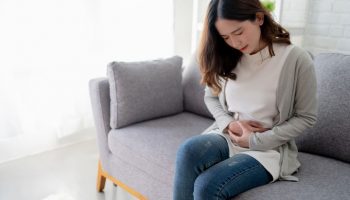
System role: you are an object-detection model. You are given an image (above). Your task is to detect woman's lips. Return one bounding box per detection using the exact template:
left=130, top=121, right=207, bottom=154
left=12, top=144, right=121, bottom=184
left=240, top=45, right=248, bottom=51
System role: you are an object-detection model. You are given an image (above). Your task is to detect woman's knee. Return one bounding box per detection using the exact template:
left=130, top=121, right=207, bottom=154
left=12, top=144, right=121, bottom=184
left=176, top=136, right=202, bottom=162
left=193, top=173, right=225, bottom=200
left=193, top=154, right=272, bottom=199
left=176, top=134, right=227, bottom=162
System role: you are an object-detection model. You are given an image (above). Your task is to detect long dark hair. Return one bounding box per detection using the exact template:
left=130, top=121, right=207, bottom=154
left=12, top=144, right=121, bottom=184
left=199, top=0, right=291, bottom=94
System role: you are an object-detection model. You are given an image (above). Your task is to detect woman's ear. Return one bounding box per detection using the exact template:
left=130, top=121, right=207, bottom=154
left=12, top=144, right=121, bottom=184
left=256, top=12, right=264, bottom=26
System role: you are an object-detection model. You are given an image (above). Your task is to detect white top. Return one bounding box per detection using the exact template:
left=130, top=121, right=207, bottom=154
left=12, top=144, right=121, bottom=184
left=226, top=43, right=294, bottom=128
left=221, top=43, right=294, bottom=181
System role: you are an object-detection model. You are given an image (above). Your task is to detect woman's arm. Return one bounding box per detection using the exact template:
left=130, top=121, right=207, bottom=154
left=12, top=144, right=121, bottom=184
left=249, top=54, right=318, bottom=151
left=204, top=85, right=234, bottom=133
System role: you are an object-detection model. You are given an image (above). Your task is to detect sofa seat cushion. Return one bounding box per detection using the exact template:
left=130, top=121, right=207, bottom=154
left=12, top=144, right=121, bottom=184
left=233, top=152, right=350, bottom=200
left=108, top=112, right=213, bottom=184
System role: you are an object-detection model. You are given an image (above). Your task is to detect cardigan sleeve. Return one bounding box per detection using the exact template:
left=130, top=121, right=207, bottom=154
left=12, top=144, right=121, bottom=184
left=249, top=52, right=318, bottom=151
left=204, top=86, right=234, bottom=133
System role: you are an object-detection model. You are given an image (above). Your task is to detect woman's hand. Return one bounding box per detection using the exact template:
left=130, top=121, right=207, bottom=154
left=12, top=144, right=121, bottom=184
left=228, top=120, right=269, bottom=136
left=228, top=121, right=270, bottom=148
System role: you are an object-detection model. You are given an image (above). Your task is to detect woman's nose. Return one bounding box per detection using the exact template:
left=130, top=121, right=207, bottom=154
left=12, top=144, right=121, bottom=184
left=229, top=37, right=241, bottom=49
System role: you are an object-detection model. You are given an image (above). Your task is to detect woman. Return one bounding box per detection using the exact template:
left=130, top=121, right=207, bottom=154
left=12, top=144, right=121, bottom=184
left=173, top=0, right=318, bottom=199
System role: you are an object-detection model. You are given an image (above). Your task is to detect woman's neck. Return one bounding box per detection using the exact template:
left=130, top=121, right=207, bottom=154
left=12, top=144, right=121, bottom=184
left=250, top=40, right=268, bottom=55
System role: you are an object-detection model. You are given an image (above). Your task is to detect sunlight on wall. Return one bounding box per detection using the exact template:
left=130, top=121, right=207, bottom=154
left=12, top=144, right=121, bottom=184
left=0, top=0, right=173, bottom=163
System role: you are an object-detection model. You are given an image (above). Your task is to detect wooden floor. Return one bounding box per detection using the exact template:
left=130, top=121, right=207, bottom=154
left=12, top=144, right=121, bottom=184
left=0, top=139, right=137, bottom=200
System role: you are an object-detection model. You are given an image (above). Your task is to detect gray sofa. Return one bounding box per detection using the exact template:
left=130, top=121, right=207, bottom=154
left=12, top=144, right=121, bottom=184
left=89, top=52, right=350, bottom=200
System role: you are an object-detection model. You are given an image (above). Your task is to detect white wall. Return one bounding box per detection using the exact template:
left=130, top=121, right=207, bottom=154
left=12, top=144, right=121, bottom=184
left=281, top=0, right=350, bottom=55
left=174, top=0, right=193, bottom=64
left=303, top=0, right=350, bottom=55
left=281, top=0, right=309, bottom=46
left=173, top=0, right=210, bottom=65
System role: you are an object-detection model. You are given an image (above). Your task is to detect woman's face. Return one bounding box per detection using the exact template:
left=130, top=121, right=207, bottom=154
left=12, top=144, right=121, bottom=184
left=215, top=14, right=264, bottom=54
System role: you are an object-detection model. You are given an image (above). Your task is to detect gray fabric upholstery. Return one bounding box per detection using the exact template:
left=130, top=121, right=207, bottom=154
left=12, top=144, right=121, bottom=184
left=108, top=112, right=213, bottom=200
left=88, top=78, right=111, bottom=169
left=110, top=154, right=170, bottom=200
left=296, top=53, right=350, bottom=163
left=107, top=56, right=183, bottom=129
left=182, top=54, right=212, bottom=118
left=233, top=153, right=350, bottom=200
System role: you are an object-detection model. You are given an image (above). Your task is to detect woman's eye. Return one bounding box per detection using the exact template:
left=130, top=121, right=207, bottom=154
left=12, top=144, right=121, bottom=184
left=235, top=32, right=243, bottom=35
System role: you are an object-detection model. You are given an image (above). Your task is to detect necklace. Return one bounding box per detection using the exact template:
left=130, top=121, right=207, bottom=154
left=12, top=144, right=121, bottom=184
left=259, top=49, right=270, bottom=63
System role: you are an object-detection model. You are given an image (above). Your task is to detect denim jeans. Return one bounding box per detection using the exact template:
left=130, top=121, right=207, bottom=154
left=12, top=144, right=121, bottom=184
left=173, top=134, right=272, bottom=200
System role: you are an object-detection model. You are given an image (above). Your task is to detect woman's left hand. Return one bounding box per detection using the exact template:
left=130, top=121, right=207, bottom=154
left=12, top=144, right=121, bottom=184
left=228, top=121, right=253, bottom=148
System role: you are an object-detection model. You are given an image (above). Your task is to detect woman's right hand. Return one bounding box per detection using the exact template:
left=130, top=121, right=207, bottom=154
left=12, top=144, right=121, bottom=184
left=228, top=120, right=269, bottom=136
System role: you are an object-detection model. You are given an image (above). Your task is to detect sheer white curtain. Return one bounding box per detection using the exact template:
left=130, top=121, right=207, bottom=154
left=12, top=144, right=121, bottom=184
left=0, top=0, right=173, bottom=163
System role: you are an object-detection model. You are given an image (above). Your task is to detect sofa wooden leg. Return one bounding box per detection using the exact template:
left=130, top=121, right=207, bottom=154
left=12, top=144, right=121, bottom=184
left=97, top=161, right=106, bottom=192
left=96, top=160, right=147, bottom=199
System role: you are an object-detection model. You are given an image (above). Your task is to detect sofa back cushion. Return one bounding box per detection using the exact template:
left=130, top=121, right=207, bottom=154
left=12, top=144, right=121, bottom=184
left=296, top=53, right=350, bottom=163
left=182, top=54, right=212, bottom=119
left=107, top=56, right=183, bottom=129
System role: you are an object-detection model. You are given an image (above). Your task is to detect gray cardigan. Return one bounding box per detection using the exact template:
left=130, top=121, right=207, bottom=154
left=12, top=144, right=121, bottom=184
left=203, top=46, right=318, bottom=181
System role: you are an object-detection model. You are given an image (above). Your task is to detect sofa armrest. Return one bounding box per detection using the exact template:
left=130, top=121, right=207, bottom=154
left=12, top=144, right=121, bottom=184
left=89, top=78, right=111, bottom=163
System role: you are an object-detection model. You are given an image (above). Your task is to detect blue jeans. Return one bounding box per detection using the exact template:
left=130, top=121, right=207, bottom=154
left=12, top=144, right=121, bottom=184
left=173, top=134, right=272, bottom=200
